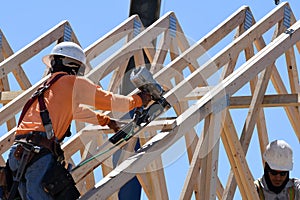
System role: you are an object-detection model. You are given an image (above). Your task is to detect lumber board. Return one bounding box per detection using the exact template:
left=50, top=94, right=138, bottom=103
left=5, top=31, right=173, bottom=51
left=1, top=3, right=299, bottom=200
left=85, top=15, right=144, bottom=62
left=0, top=128, right=16, bottom=159
left=198, top=114, right=222, bottom=199
left=186, top=90, right=300, bottom=108
left=221, top=110, right=259, bottom=200
left=285, top=47, right=299, bottom=94
left=86, top=12, right=175, bottom=83
left=0, top=21, right=69, bottom=79
left=180, top=122, right=204, bottom=200
left=0, top=30, right=31, bottom=89
left=0, top=91, right=24, bottom=103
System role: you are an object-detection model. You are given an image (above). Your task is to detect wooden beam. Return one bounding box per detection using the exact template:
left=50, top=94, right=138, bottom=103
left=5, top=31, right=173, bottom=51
left=85, top=15, right=144, bottom=62
left=221, top=110, right=259, bottom=200
left=0, top=128, right=16, bottom=165
left=86, top=12, right=176, bottom=83
left=180, top=123, right=204, bottom=200
left=0, top=21, right=70, bottom=79
left=0, top=91, right=23, bottom=103
left=185, top=90, right=300, bottom=108
left=0, top=29, right=31, bottom=89
left=230, top=94, right=300, bottom=108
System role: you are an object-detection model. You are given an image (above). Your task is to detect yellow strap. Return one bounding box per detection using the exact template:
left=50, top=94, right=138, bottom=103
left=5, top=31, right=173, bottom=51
left=289, top=186, right=295, bottom=200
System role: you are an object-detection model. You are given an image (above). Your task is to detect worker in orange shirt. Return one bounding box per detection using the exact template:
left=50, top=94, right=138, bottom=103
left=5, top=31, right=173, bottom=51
left=7, top=41, right=151, bottom=200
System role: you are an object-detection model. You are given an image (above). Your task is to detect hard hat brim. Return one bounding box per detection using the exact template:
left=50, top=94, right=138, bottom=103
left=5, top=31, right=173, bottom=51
left=267, top=162, right=293, bottom=171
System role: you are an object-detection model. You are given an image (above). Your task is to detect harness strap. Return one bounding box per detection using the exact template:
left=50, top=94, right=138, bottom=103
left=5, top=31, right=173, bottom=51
left=38, top=93, right=54, bottom=139
left=254, top=179, right=265, bottom=200
left=17, top=73, right=67, bottom=126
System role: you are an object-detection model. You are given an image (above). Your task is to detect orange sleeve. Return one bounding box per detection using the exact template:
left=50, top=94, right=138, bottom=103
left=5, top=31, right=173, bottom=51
left=73, top=77, right=143, bottom=112
left=73, top=105, right=110, bottom=126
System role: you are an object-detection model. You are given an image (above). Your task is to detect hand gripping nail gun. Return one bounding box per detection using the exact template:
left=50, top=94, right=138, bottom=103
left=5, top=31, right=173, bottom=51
left=109, top=66, right=171, bottom=144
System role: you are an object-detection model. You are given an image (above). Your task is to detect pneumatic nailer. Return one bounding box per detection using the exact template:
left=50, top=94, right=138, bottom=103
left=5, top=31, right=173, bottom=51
left=109, top=66, right=170, bottom=144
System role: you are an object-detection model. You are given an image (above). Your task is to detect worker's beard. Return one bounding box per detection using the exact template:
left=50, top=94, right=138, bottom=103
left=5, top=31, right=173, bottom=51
left=264, top=162, right=289, bottom=194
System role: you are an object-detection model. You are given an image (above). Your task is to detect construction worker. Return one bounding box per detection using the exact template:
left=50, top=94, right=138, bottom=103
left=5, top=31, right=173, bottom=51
left=254, top=139, right=300, bottom=199
left=7, top=41, right=152, bottom=200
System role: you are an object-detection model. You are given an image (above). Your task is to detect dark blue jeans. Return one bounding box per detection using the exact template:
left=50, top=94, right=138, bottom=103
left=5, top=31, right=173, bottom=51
left=0, top=186, right=4, bottom=200
left=8, top=145, right=54, bottom=200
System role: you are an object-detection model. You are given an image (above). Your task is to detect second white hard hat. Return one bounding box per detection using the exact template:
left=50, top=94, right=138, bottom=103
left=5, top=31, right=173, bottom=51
left=263, top=140, right=293, bottom=171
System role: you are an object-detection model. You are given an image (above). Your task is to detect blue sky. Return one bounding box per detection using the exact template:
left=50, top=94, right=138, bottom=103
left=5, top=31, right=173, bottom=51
left=1, top=1, right=300, bottom=199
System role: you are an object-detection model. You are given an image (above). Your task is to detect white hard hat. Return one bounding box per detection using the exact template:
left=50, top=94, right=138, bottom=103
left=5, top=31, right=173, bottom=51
left=42, top=42, right=86, bottom=68
left=263, top=140, right=293, bottom=171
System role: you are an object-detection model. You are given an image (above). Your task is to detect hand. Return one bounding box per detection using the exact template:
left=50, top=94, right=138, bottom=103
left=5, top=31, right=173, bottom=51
left=107, top=119, right=120, bottom=132
left=137, top=91, right=152, bottom=107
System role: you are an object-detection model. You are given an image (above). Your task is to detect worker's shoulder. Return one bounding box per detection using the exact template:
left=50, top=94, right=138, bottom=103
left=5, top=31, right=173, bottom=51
left=50, top=72, right=73, bottom=81
left=52, top=73, right=79, bottom=83
left=51, top=72, right=95, bottom=87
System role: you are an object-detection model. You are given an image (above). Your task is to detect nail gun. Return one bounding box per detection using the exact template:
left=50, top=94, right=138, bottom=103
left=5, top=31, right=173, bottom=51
left=109, top=66, right=171, bottom=144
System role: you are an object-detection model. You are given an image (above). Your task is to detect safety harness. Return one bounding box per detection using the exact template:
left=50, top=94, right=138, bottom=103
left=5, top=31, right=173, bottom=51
left=254, top=178, right=295, bottom=200
left=8, top=73, right=71, bottom=200
left=9, top=73, right=80, bottom=200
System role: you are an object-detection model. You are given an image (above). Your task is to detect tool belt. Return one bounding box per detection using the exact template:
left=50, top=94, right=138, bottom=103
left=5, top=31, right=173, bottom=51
left=12, top=132, right=79, bottom=199
left=14, top=131, right=64, bottom=162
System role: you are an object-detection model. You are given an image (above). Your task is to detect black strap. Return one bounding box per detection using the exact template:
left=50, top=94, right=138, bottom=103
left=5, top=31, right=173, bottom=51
left=38, top=92, right=54, bottom=139
left=17, top=73, right=67, bottom=127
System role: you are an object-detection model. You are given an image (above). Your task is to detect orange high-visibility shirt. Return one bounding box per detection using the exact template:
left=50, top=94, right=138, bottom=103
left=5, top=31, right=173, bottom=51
left=16, top=72, right=143, bottom=140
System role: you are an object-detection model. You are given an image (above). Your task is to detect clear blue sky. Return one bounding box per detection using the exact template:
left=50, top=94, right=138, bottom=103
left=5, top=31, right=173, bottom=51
left=1, top=1, right=300, bottom=199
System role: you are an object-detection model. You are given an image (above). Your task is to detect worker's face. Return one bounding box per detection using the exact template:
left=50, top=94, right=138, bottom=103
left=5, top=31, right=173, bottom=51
left=268, top=169, right=288, bottom=187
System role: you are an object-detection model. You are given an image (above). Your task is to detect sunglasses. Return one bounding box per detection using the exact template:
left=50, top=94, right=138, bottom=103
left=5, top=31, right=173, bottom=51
left=268, top=170, right=288, bottom=176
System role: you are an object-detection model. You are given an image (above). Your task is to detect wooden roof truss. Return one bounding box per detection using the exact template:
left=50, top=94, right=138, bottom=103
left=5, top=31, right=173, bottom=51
left=0, top=2, right=300, bottom=199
